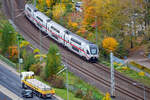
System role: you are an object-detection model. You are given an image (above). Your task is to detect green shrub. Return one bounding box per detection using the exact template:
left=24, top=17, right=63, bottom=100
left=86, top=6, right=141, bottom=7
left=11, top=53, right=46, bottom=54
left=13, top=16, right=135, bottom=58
left=75, top=89, right=83, bottom=98
left=47, top=75, right=65, bottom=89
left=40, top=67, right=47, bottom=81
left=23, top=53, right=35, bottom=71
left=29, top=63, right=42, bottom=75
left=115, top=44, right=129, bottom=58
left=82, top=91, right=93, bottom=100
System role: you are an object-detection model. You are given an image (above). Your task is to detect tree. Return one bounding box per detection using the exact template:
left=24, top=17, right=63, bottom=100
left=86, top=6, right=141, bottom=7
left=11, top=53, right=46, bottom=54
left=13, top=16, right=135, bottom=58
left=102, top=37, right=118, bottom=52
left=80, top=0, right=143, bottom=44
left=52, top=3, right=66, bottom=19
left=44, top=44, right=61, bottom=79
left=29, top=63, right=42, bottom=75
left=46, top=0, right=51, bottom=8
left=144, top=0, right=150, bottom=27
left=1, top=21, right=16, bottom=55
left=23, top=53, right=35, bottom=71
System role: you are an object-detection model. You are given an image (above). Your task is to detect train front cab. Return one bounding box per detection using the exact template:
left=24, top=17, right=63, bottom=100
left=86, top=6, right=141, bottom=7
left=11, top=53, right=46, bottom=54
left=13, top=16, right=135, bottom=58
left=87, top=44, right=99, bottom=62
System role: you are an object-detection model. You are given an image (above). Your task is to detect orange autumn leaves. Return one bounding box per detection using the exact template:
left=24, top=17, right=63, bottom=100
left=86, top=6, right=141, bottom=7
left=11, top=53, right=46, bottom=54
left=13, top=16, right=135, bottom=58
left=102, top=37, right=118, bottom=52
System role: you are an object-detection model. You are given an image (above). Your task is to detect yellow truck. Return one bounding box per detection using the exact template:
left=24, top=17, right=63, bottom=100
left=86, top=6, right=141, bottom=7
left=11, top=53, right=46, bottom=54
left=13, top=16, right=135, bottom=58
left=21, top=71, right=55, bottom=98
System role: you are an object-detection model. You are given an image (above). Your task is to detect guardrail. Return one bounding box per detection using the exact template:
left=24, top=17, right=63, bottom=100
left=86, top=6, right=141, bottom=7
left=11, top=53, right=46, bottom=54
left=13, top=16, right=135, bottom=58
left=128, top=61, right=150, bottom=77
left=130, top=61, right=150, bottom=74
left=0, top=55, right=16, bottom=69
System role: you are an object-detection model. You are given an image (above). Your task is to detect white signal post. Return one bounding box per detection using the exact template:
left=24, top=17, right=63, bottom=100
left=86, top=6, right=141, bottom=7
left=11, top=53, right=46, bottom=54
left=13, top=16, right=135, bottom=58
left=95, top=16, right=98, bottom=45
left=17, top=35, right=20, bottom=73
left=10, top=0, right=14, bottom=21
left=110, top=51, right=115, bottom=98
left=40, top=31, right=49, bottom=62
left=57, top=61, right=69, bottom=100
left=34, top=0, right=36, bottom=7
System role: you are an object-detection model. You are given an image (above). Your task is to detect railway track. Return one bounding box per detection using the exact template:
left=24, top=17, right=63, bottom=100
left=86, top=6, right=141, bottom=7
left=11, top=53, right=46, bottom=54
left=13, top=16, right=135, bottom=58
left=3, top=0, right=150, bottom=99
left=65, top=58, right=143, bottom=100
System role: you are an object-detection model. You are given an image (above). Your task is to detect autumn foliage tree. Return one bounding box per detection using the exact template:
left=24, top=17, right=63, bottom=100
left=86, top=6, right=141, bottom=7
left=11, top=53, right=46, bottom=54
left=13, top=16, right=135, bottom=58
left=102, top=37, right=118, bottom=52
left=52, top=3, right=66, bottom=19
left=80, top=0, right=143, bottom=44
left=46, top=0, right=51, bottom=8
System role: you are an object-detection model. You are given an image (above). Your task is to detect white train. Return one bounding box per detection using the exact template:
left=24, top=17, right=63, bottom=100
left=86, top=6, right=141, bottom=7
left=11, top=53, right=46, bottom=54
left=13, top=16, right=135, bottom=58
left=25, top=4, right=99, bottom=61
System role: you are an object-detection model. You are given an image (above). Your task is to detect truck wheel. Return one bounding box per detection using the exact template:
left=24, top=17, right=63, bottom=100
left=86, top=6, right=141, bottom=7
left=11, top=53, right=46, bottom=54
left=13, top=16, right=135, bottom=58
left=38, top=93, right=42, bottom=98
left=22, top=83, right=25, bottom=89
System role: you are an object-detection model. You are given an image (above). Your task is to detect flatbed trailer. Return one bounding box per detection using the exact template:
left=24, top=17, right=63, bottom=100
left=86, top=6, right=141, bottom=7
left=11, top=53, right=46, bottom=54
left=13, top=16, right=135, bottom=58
left=21, top=72, right=55, bottom=98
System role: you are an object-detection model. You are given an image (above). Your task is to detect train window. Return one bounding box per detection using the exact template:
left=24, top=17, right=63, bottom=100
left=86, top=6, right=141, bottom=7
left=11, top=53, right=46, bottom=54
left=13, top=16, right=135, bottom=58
left=47, top=19, right=51, bottom=22
left=72, top=46, right=79, bottom=52
left=65, top=30, right=73, bottom=35
left=90, top=46, right=97, bottom=55
left=37, top=23, right=42, bottom=28
left=34, top=9, right=38, bottom=12
left=87, top=50, right=90, bottom=54
left=51, top=26, right=60, bottom=33
left=27, top=7, right=31, bottom=12
left=71, top=38, right=81, bottom=45
left=65, top=30, right=70, bottom=35
left=36, top=16, right=43, bottom=22
left=52, top=34, right=58, bottom=40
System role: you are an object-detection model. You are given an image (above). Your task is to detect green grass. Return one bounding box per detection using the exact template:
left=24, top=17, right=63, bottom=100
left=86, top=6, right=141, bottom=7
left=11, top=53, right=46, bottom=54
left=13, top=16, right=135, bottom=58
left=118, top=68, right=150, bottom=87
left=100, top=60, right=150, bottom=87
left=35, top=76, right=82, bottom=100
left=60, top=72, right=104, bottom=99
left=34, top=71, right=104, bottom=100
left=55, top=88, right=81, bottom=100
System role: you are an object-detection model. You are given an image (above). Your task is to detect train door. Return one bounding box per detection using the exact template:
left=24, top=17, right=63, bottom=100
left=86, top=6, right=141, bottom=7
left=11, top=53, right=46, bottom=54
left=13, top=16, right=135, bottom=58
left=63, top=34, right=65, bottom=45
left=81, top=44, right=86, bottom=57
left=59, top=33, right=64, bottom=44
left=64, top=34, right=70, bottom=48
left=31, top=9, right=36, bottom=23
left=43, top=21, right=47, bottom=33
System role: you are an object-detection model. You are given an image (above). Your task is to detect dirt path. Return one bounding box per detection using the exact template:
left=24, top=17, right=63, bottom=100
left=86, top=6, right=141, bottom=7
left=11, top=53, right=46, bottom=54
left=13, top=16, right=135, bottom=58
left=126, top=46, right=150, bottom=69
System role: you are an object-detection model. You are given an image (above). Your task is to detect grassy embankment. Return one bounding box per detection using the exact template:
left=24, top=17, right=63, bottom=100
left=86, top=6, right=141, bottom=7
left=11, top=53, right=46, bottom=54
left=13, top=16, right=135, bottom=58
left=101, top=60, right=150, bottom=87
left=36, top=71, right=104, bottom=100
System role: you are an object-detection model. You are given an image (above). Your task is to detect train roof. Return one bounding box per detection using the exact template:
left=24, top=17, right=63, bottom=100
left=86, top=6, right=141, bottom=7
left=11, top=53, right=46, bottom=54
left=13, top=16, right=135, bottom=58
left=65, top=30, right=93, bottom=44
left=35, top=11, right=51, bottom=22
left=25, top=4, right=37, bottom=12
left=48, top=21, right=94, bottom=45
left=49, top=20, right=67, bottom=31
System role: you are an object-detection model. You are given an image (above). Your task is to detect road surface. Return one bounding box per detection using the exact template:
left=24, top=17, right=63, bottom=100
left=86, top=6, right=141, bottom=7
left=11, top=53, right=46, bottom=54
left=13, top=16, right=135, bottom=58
left=0, top=63, right=58, bottom=100
left=0, top=91, right=12, bottom=100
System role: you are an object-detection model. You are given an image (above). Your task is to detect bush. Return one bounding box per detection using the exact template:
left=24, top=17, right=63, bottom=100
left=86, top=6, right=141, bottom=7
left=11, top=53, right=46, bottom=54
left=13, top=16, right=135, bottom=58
left=115, top=44, right=129, bottom=58
left=75, top=89, right=83, bottom=98
left=82, top=91, right=93, bottom=100
left=99, top=47, right=109, bottom=60
left=29, top=63, right=42, bottom=76
left=47, top=75, right=65, bottom=89
left=40, top=67, right=47, bottom=81
left=23, top=53, right=35, bottom=71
